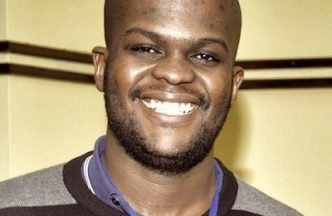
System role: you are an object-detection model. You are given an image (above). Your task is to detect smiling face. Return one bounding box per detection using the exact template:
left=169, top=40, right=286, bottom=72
left=94, top=0, right=243, bottom=175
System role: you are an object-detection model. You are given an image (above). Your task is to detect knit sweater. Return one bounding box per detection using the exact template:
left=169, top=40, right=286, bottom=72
left=0, top=152, right=302, bottom=216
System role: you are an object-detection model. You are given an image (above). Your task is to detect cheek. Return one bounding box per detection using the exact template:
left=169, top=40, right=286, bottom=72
left=108, top=61, right=135, bottom=93
left=202, top=72, right=233, bottom=103
left=107, top=60, right=149, bottom=111
left=104, top=73, right=130, bottom=117
left=110, top=55, right=149, bottom=87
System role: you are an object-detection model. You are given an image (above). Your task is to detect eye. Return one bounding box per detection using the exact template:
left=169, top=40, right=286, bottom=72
left=192, top=53, right=220, bottom=63
left=129, top=45, right=162, bottom=58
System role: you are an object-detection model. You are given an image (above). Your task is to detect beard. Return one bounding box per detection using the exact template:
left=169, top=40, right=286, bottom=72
left=104, top=68, right=232, bottom=176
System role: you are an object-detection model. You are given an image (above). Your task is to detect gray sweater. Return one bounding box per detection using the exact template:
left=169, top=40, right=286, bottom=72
left=0, top=152, right=302, bottom=215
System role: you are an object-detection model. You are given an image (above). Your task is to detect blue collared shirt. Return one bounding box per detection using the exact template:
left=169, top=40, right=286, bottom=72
left=82, top=136, right=223, bottom=215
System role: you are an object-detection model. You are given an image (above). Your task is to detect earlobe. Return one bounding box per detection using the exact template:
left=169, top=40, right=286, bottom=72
left=92, top=46, right=108, bottom=92
left=231, top=66, right=244, bottom=105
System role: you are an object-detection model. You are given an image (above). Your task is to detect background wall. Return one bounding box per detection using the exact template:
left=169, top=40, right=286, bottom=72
left=238, top=1, right=332, bottom=59
left=1, top=0, right=331, bottom=215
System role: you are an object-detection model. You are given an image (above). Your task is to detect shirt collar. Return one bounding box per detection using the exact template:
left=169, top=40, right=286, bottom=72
left=82, top=136, right=223, bottom=215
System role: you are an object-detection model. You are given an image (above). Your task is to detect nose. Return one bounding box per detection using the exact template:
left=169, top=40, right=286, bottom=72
left=151, top=56, right=195, bottom=85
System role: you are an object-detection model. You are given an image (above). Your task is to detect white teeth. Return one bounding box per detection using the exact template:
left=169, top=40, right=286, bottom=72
left=142, top=99, right=195, bottom=116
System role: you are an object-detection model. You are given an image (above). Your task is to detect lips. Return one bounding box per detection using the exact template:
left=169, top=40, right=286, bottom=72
left=142, top=99, right=196, bottom=116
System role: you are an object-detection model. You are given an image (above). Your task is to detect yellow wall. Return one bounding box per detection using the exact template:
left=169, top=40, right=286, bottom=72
left=8, top=76, right=106, bottom=177
left=1, top=0, right=106, bottom=176
left=238, top=1, right=332, bottom=59
left=0, top=0, right=7, bottom=40
left=6, top=0, right=104, bottom=52
left=1, top=1, right=332, bottom=215
left=0, top=76, right=10, bottom=180
left=215, top=88, right=332, bottom=216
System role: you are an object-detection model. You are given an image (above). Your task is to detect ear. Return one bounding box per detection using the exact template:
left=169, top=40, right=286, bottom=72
left=230, top=66, right=244, bottom=105
left=92, top=46, right=108, bottom=92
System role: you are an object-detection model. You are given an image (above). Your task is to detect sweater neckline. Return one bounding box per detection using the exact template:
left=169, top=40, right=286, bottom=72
left=63, top=151, right=238, bottom=216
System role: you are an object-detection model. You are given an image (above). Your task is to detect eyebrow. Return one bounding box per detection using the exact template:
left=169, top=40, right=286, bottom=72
left=195, top=38, right=229, bottom=53
left=124, top=28, right=229, bottom=53
left=125, top=28, right=167, bottom=45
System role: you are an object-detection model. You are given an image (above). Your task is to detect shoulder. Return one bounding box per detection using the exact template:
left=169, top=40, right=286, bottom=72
left=0, top=164, right=76, bottom=208
left=233, top=178, right=302, bottom=216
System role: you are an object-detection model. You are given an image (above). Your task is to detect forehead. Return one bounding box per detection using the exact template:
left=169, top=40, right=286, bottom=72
left=106, top=0, right=238, bottom=52
left=109, top=0, right=234, bottom=31
left=121, top=0, right=226, bottom=19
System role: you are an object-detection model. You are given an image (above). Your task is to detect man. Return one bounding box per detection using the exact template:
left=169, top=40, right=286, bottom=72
left=0, top=0, right=302, bottom=215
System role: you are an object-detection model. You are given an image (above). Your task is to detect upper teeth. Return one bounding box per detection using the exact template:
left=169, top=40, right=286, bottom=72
left=142, top=99, right=195, bottom=116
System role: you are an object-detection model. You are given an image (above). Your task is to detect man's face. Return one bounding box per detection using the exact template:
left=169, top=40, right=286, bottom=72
left=95, top=0, right=243, bottom=175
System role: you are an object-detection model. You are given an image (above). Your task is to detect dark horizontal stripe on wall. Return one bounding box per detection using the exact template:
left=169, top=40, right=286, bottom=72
left=0, top=63, right=94, bottom=83
left=241, top=78, right=332, bottom=89
left=1, top=41, right=332, bottom=88
left=1, top=63, right=332, bottom=89
left=0, top=41, right=92, bottom=63
left=239, top=58, right=332, bottom=69
left=1, top=41, right=332, bottom=69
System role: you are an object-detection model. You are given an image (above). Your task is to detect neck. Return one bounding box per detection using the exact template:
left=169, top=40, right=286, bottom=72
left=103, top=134, right=216, bottom=216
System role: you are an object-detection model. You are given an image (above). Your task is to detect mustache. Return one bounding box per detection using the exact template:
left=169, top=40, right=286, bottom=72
left=104, top=63, right=210, bottom=109
left=130, top=85, right=210, bottom=110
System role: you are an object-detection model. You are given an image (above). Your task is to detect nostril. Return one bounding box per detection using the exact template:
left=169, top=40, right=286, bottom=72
left=151, top=62, right=195, bottom=85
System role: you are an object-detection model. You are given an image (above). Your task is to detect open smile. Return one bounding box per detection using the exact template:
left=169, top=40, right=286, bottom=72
left=142, top=99, right=196, bottom=116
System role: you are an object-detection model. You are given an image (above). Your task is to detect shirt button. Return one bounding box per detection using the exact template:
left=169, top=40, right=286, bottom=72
left=109, top=193, right=120, bottom=206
